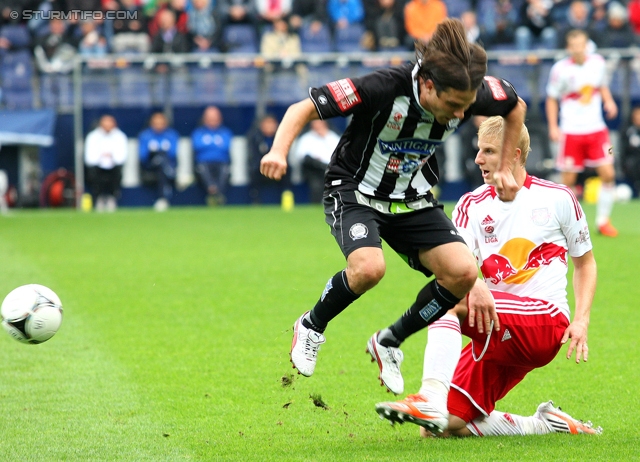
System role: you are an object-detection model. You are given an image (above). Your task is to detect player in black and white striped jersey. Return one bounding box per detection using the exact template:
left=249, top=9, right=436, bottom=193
left=260, top=18, right=527, bottom=397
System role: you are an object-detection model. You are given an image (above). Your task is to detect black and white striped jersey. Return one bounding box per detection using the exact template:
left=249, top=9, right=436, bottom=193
left=309, top=62, right=519, bottom=202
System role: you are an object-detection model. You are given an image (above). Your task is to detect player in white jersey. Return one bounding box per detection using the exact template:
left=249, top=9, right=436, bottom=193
left=546, top=29, right=618, bottom=237
left=376, top=116, right=601, bottom=437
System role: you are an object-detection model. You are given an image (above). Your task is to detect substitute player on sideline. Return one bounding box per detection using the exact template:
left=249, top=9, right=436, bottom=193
left=260, top=19, right=527, bottom=395
left=376, top=116, right=600, bottom=436
left=546, top=29, right=619, bottom=237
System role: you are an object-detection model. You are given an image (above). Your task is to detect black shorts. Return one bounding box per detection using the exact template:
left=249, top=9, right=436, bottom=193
left=323, top=189, right=466, bottom=277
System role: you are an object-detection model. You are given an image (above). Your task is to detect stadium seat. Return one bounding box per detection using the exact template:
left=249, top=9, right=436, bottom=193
left=40, top=74, right=74, bottom=110
left=443, top=0, right=472, bottom=18
left=487, top=62, right=533, bottom=102
left=305, top=63, right=338, bottom=88
left=536, top=62, right=554, bottom=101
left=334, top=23, right=366, bottom=53
left=0, top=24, right=32, bottom=50
left=190, top=66, right=226, bottom=104
left=300, top=24, right=333, bottom=53
left=0, top=50, right=34, bottom=90
left=82, top=72, right=116, bottom=107
left=265, top=69, right=307, bottom=104
left=223, top=24, right=259, bottom=53
left=169, top=70, right=194, bottom=104
left=225, top=66, right=259, bottom=104
left=116, top=68, right=153, bottom=107
left=3, top=88, right=34, bottom=110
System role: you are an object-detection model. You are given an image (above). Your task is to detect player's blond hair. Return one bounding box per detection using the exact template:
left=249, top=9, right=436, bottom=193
left=478, top=116, right=531, bottom=165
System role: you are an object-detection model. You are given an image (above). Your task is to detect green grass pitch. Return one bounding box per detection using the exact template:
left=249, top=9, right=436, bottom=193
left=0, top=201, right=638, bottom=461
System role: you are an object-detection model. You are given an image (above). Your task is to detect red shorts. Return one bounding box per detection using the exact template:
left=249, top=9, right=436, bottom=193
left=447, top=290, right=569, bottom=422
left=556, top=129, right=614, bottom=172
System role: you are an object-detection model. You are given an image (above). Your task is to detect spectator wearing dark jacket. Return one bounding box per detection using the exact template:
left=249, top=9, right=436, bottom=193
left=151, top=8, right=190, bottom=53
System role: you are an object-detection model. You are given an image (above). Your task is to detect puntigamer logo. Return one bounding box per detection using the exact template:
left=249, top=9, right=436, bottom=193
left=378, top=138, right=441, bottom=156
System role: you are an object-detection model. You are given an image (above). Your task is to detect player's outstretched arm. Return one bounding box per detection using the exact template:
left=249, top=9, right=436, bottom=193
left=467, top=278, right=500, bottom=334
left=260, top=99, right=320, bottom=181
left=493, top=97, right=526, bottom=201
left=600, top=86, right=618, bottom=120
left=562, top=250, right=597, bottom=363
left=545, top=96, right=561, bottom=142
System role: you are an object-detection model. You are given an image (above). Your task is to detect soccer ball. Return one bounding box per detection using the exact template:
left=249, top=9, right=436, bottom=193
left=1, top=284, right=63, bottom=344
left=616, top=183, right=634, bottom=203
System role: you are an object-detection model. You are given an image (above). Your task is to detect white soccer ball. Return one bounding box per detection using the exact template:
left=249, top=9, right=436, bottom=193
left=1, top=284, right=63, bottom=344
left=616, top=183, right=634, bottom=203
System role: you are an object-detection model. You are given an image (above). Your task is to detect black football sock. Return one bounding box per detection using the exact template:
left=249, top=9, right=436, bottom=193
left=380, top=279, right=461, bottom=347
left=301, top=270, right=360, bottom=332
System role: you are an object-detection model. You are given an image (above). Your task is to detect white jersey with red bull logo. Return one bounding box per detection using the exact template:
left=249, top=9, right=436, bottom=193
left=452, top=175, right=592, bottom=320
left=545, top=53, right=608, bottom=135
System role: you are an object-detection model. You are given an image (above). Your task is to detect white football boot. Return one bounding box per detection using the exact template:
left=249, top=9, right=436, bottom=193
left=366, top=331, right=404, bottom=395
left=290, top=311, right=325, bottom=377
left=535, top=401, right=602, bottom=435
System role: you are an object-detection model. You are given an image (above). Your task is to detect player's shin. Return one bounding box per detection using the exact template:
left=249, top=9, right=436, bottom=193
left=596, top=182, right=615, bottom=226
left=420, top=314, right=461, bottom=395
left=379, top=280, right=461, bottom=347
left=304, top=270, right=360, bottom=332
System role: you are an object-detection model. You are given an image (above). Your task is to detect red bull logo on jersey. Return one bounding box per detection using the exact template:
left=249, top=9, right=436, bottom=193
left=480, top=238, right=568, bottom=285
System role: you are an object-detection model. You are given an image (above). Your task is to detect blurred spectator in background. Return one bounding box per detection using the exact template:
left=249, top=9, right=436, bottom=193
left=218, top=0, right=258, bottom=29
left=247, top=114, right=282, bottom=203
left=623, top=106, right=640, bottom=194
left=588, top=0, right=609, bottom=32
left=404, top=0, right=447, bottom=45
left=292, top=119, right=340, bottom=203
left=461, top=10, right=481, bottom=45
left=0, top=0, right=27, bottom=26
left=551, top=0, right=573, bottom=25
left=363, top=0, right=405, bottom=50
left=85, top=114, right=128, bottom=212
left=478, top=0, right=518, bottom=49
left=148, top=0, right=190, bottom=38
left=591, top=1, right=635, bottom=48
left=515, top=0, right=558, bottom=50
left=28, top=0, right=66, bottom=37
left=260, top=17, right=301, bottom=57
left=33, top=18, right=77, bottom=73
left=289, top=0, right=327, bottom=33
left=66, top=0, right=104, bottom=31
left=256, top=0, right=293, bottom=29
left=111, top=0, right=150, bottom=53
left=557, top=0, right=591, bottom=45
left=139, top=112, right=179, bottom=212
left=328, top=0, right=365, bottom=31
left=151, top=8, right=190, bottom=53
left=0, top=21, right=32, bottom=53
left=192, top=106, right=233, bottom=206
left=188, top=0, right=222, bottom=52
left=77, top=20, right=108, bottom=57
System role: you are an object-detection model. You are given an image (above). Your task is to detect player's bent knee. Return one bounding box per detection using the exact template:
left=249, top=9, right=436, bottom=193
left=443, top=262, right=477, bottom=296
left=348, top=264, right=385, bottom=292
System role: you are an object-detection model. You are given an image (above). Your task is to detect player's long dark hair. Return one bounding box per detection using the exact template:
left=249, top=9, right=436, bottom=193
left=415, top=18, right=487, bottom=93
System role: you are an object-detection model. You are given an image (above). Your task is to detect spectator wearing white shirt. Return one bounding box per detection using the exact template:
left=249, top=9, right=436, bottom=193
left=84, top=114, right=128, bottom=211
left=293, top=119, right=340, bottom=202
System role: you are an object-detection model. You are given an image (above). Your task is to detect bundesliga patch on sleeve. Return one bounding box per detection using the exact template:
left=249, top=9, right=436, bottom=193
left=327, top=78, right=362, bottom=112
left=484, top=76, right=507, bottom=101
